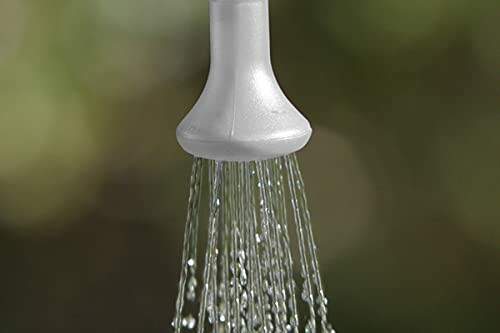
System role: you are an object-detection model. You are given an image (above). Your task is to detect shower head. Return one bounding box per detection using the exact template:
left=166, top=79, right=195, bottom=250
left=176, top=0, right=312, bottom=162
left=173, top=1, right=336, bottom=332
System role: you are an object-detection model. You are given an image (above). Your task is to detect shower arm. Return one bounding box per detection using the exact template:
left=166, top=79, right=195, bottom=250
left=209, top=0, right=273, bottom=77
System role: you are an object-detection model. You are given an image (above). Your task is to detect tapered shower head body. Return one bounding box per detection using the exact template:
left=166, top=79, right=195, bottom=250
left=176, top=0, right=312, bottom=162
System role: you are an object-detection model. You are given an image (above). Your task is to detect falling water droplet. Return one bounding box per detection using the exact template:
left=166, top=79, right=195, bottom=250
left=327, top=323, right=336, bottom=333
left=256, top=233, right=262, bottom=244
left=187, top=258, right=195, bottom=267
left=186, top=276, right=198, bottom=302
left=182, top=315, right=196, bottom=330
left=241, top=289, right=249, bottom=309
left=240, top=269, right=248, bottom=286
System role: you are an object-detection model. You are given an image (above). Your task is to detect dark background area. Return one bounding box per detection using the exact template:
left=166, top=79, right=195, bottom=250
left=1, top=0, right=499, bottom=332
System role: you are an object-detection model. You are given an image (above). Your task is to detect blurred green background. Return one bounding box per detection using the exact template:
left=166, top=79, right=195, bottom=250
left=1, top=0, right=499, bottom=332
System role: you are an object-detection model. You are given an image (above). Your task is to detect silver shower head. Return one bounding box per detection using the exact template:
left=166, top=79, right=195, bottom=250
left=176, top=0, right=312, bottom=162
left=173, top=1, right=336, bottom=332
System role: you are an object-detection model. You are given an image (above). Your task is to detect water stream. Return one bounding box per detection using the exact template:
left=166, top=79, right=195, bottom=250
left=173, top=155, right=335, bottom=333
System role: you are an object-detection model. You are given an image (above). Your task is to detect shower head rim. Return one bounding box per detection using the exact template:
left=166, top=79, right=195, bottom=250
left=177, top=128, right=312, bottom=162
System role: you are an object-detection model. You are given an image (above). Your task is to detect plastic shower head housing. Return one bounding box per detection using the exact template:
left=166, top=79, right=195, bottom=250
left=177, top=0, right=312, bottom=162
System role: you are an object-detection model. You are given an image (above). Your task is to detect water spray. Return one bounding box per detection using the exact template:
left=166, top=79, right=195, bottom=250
left=174, top=0, right=336, bottom=332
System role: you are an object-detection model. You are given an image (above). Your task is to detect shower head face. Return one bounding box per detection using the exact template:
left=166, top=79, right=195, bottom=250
left=176, top=0, right=312, bottom=162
